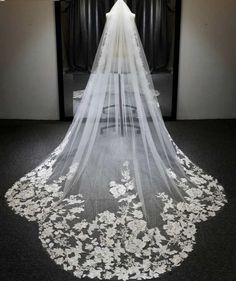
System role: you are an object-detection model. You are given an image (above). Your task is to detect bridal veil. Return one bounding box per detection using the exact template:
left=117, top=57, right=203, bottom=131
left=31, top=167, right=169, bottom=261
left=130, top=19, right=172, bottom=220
left=5, top=1, right=227, bottom=279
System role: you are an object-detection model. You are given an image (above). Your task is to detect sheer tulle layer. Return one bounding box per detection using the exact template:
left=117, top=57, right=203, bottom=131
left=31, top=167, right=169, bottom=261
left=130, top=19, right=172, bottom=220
left=5, top=139, right=227, bottom=280
left=5, top=0, right=227, bottom=280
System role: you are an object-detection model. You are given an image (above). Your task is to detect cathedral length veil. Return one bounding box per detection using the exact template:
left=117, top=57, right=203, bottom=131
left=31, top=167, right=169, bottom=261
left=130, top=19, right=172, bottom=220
left=6, top=0, right=227, bottom=280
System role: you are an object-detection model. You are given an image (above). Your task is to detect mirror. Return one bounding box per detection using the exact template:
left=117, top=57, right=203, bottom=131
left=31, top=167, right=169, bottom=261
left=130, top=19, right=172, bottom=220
left=55, top=0, right=181, bottom=120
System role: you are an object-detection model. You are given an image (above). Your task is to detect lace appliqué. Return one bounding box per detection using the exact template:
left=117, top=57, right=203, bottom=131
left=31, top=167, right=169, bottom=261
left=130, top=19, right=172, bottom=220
left=5, top=143, right=227, bottom=280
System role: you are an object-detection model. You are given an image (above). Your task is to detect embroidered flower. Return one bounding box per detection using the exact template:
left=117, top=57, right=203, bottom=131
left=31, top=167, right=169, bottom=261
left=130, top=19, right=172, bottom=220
left=171, top=254, right=182, bottom=266
left=87, top=268, right=102, bottom=279
left=91, top=247, right=114, bottom=266
left=186, top=188, right=203, bottom=198
left=98, top=211, right=116, bottom=224
left=154, top=262, right=167, bottom=274
left=106, top=227, right=116, bottom=238
left=45, top=184, right=61, bottom=193
left=132, top=210, right=143, bottom=219
left=125, top=238, right=146, bottom=254
left=67, top=163, right=79, bottom=180
left=109, top=182, right=126, bottom=198
left=190, top=176, right=207, bottom=185
left=183, top=224, right=196, bottom=238
left=167, top=169, right=177, bottom=179
left=125, top=179, right=135, bottom=190
left=127, top=220, right=147, bottom=234
left=163, top=221, right=182, bottom=236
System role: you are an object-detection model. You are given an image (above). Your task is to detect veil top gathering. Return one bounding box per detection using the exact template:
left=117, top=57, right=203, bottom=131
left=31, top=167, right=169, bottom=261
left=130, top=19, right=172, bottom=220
left=5, top=0, right=227, bottom=280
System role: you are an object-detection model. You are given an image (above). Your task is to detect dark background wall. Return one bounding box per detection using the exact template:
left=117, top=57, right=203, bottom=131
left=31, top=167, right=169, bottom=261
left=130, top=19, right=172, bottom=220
left=61, top=0, right=176, bottom=73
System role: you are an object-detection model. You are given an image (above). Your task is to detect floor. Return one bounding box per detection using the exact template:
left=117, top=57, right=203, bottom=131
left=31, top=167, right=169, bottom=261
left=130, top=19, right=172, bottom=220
left=63, top=72, right=173, bottom=118
left=0, top=119, right=235, bottom=281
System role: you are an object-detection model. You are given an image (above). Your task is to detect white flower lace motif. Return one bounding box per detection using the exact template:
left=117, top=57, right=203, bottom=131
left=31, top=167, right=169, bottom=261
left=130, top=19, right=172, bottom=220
left=5, top=141, right=227, bottom=280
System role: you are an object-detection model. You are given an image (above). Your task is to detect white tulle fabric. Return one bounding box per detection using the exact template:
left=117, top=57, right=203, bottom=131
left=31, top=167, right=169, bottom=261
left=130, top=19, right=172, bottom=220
left=5, top=0, right=227, bottom=280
